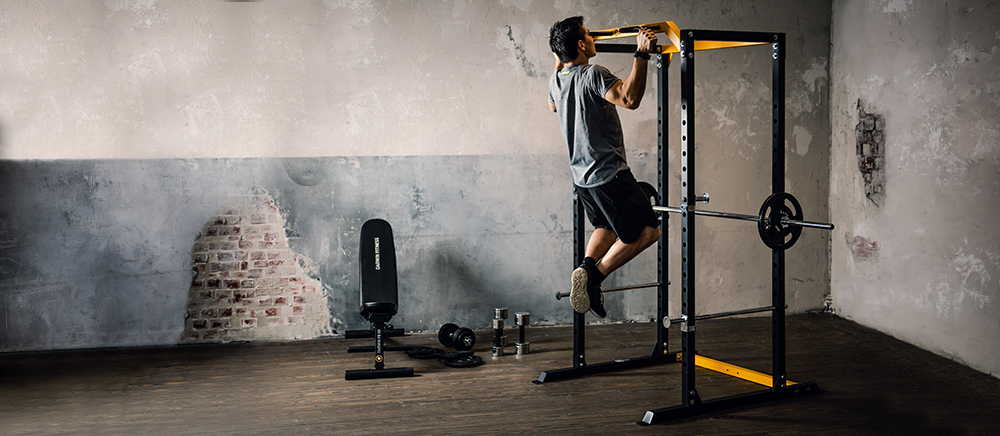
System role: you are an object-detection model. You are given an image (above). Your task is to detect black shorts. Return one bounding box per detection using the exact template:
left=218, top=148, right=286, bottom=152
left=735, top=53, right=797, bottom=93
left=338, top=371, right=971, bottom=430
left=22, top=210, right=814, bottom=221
left=577, top=170, right=660, bottom=244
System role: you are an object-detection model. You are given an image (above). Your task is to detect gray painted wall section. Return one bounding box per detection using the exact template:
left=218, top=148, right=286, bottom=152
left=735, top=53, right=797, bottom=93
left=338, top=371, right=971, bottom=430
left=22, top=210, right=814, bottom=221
left=0, top=157, right=572, bottom=349
left=830, top=0, right=1000, bottom=377
left=1, top=0, right=833, bottom=352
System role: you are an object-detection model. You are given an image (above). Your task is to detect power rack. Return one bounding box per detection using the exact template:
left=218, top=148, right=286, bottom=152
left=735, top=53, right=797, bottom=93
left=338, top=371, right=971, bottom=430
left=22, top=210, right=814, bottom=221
left=536, top=22, right=826, bottom=425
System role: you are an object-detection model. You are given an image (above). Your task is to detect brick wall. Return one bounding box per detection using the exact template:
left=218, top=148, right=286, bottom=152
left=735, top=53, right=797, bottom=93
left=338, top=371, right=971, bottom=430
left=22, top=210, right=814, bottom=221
left=181, top=189, right=330, bottom=342
left=855, top=100, right=886, bottom=206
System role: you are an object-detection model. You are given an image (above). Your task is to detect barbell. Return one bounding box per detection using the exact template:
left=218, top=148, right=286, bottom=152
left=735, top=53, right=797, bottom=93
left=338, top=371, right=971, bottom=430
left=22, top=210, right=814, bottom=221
left=554, top=192, right=832, bottom=300
left=643, top=187, right=833, bottom=250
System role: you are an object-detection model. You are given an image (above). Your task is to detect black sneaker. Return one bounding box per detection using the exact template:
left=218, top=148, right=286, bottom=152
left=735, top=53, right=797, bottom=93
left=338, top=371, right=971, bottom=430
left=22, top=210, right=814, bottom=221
left=587, top=282, right=606, bottom=318
left=570, top=266, right=591, bottom=314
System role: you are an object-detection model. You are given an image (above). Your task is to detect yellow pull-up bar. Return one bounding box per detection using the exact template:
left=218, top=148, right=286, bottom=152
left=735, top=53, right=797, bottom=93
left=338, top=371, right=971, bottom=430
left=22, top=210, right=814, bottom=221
left=590, top=21, right=767, bottom=54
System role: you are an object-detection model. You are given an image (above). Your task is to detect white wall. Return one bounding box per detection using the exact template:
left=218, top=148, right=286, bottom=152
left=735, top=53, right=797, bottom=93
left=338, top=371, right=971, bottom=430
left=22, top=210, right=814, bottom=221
left=0, top=0, right=561, bottom=159
left=830, top=0, right=1000, bottom=377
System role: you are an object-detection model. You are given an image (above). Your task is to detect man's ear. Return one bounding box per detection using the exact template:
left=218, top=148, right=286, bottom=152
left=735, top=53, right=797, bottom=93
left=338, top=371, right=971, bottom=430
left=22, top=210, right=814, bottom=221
left=576, top=39, right=586, bottom=55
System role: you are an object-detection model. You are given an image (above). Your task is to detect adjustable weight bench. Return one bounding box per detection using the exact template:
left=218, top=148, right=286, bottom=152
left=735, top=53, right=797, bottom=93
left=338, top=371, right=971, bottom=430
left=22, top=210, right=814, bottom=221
left=344, top=219, right=415, bottom=380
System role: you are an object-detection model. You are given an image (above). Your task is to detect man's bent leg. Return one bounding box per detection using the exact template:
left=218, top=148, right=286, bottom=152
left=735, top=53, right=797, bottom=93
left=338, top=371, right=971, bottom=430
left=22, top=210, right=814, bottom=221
left=586, top=226, right=658, bottom=319
left=596, top=225, right=661, bottom=276
left=586, top=228, right=617, bottom=260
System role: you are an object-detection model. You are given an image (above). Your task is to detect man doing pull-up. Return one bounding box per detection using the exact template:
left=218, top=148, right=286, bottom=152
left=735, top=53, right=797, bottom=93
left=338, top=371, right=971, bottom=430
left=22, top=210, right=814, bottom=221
left=547, top=16, right=661, bottom=318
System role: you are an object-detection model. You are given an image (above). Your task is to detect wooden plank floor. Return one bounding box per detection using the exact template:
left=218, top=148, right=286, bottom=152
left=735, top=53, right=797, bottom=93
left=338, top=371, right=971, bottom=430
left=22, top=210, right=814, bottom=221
left=2, top=314, right=998, bottom=435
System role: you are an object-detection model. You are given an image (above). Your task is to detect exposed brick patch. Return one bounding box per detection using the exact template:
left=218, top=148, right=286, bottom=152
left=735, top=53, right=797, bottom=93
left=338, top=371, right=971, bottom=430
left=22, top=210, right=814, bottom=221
left=855, top=99, right=886, bottom=206
left=181, top=189, right=330, bottom=343
left=846, top=233, right=879, bottom=260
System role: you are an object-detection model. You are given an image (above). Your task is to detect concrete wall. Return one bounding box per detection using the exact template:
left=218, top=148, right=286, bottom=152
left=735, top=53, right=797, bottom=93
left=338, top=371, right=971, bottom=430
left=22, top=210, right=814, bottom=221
left=0, top=0, right=832, bottom=351
left=830, top=0, right=1000, bottom=377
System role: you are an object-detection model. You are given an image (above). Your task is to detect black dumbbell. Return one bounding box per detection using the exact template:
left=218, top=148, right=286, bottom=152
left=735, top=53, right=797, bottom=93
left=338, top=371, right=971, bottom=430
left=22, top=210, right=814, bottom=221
left=438, top=323, right=476, bottom=351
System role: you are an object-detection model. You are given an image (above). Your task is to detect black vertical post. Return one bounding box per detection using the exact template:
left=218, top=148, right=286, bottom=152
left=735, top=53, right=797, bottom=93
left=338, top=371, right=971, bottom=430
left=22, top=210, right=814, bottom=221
left=572, top=188, right=587, bottom=368
left=679, top=31, right=699, bottom=408
left=771, top=33, right=787, bottom=388
left=655, top=52, right=670, bottom=356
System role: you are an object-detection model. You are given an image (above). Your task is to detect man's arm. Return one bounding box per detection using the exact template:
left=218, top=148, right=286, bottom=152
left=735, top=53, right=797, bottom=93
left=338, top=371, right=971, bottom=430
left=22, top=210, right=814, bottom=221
left=549, top=54, right=564, bottom=112
left=604, top=28, right=657, bottom=110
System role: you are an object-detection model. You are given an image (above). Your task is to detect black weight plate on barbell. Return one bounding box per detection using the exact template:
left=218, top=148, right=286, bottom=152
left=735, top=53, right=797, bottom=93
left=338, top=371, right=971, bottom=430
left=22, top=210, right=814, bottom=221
left=758, top=192, right=803, bottom=250
left=452, top=328, right=476, bottom=351
left=438, top=323, right=459, bottom=347
left=759, top=199, right=799, bottom=250
left=637, top=181, right=657, bottom=203
left=405, top=347, right=445, bottom=359
left=443, top=355, right=484, bottom=368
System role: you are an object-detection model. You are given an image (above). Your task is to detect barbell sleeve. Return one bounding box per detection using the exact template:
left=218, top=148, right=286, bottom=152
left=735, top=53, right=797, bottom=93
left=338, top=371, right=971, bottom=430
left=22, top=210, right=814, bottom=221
left=652, top=205, right=683, bottom=214
left=781, top=218, right=835, bottom=230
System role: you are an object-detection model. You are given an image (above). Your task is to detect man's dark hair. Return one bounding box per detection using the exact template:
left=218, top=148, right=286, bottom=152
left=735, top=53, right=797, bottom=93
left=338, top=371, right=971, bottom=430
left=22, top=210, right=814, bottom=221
left=549, top=16, right=586, bottom=63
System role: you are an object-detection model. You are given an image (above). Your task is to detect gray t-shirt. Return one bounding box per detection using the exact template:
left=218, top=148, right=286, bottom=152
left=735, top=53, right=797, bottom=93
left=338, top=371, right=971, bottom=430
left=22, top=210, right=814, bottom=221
left=548, top=64, right=629, bottom=188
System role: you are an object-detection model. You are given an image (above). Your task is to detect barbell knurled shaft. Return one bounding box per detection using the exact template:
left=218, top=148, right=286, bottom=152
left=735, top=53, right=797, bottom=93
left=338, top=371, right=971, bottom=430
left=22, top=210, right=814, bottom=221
left=555, top=282, right=661, bottom=300
left=667, top=305, right=779, bottom=325
left=653, top=205, right=757, bottom=222
left=694, top=209, right=759, bottom=222
left=602, top=282, right=660, bottom=292
left=653, top=205, right=834, bottom=230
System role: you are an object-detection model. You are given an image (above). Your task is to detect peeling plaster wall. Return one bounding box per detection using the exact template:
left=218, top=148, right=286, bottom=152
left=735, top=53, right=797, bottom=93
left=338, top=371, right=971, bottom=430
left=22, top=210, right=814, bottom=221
left=1, top=0, right=832, bottom=352
left=831, top=0, right=1000, bottom=377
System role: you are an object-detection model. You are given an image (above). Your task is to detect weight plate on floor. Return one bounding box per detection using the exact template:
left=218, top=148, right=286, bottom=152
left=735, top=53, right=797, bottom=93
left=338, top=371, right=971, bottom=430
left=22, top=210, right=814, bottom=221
left=405, top=347, right=445, bottom=359
left=439, top=350, right=474, bottom=360
left=443, top=355, right=484, bottom=368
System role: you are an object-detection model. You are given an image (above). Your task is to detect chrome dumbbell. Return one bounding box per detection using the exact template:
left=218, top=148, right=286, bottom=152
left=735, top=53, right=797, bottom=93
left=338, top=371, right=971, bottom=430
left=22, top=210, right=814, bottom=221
left=515, top=312, right=530, bottom=355
left=493, top=308, right=508, bottom=357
